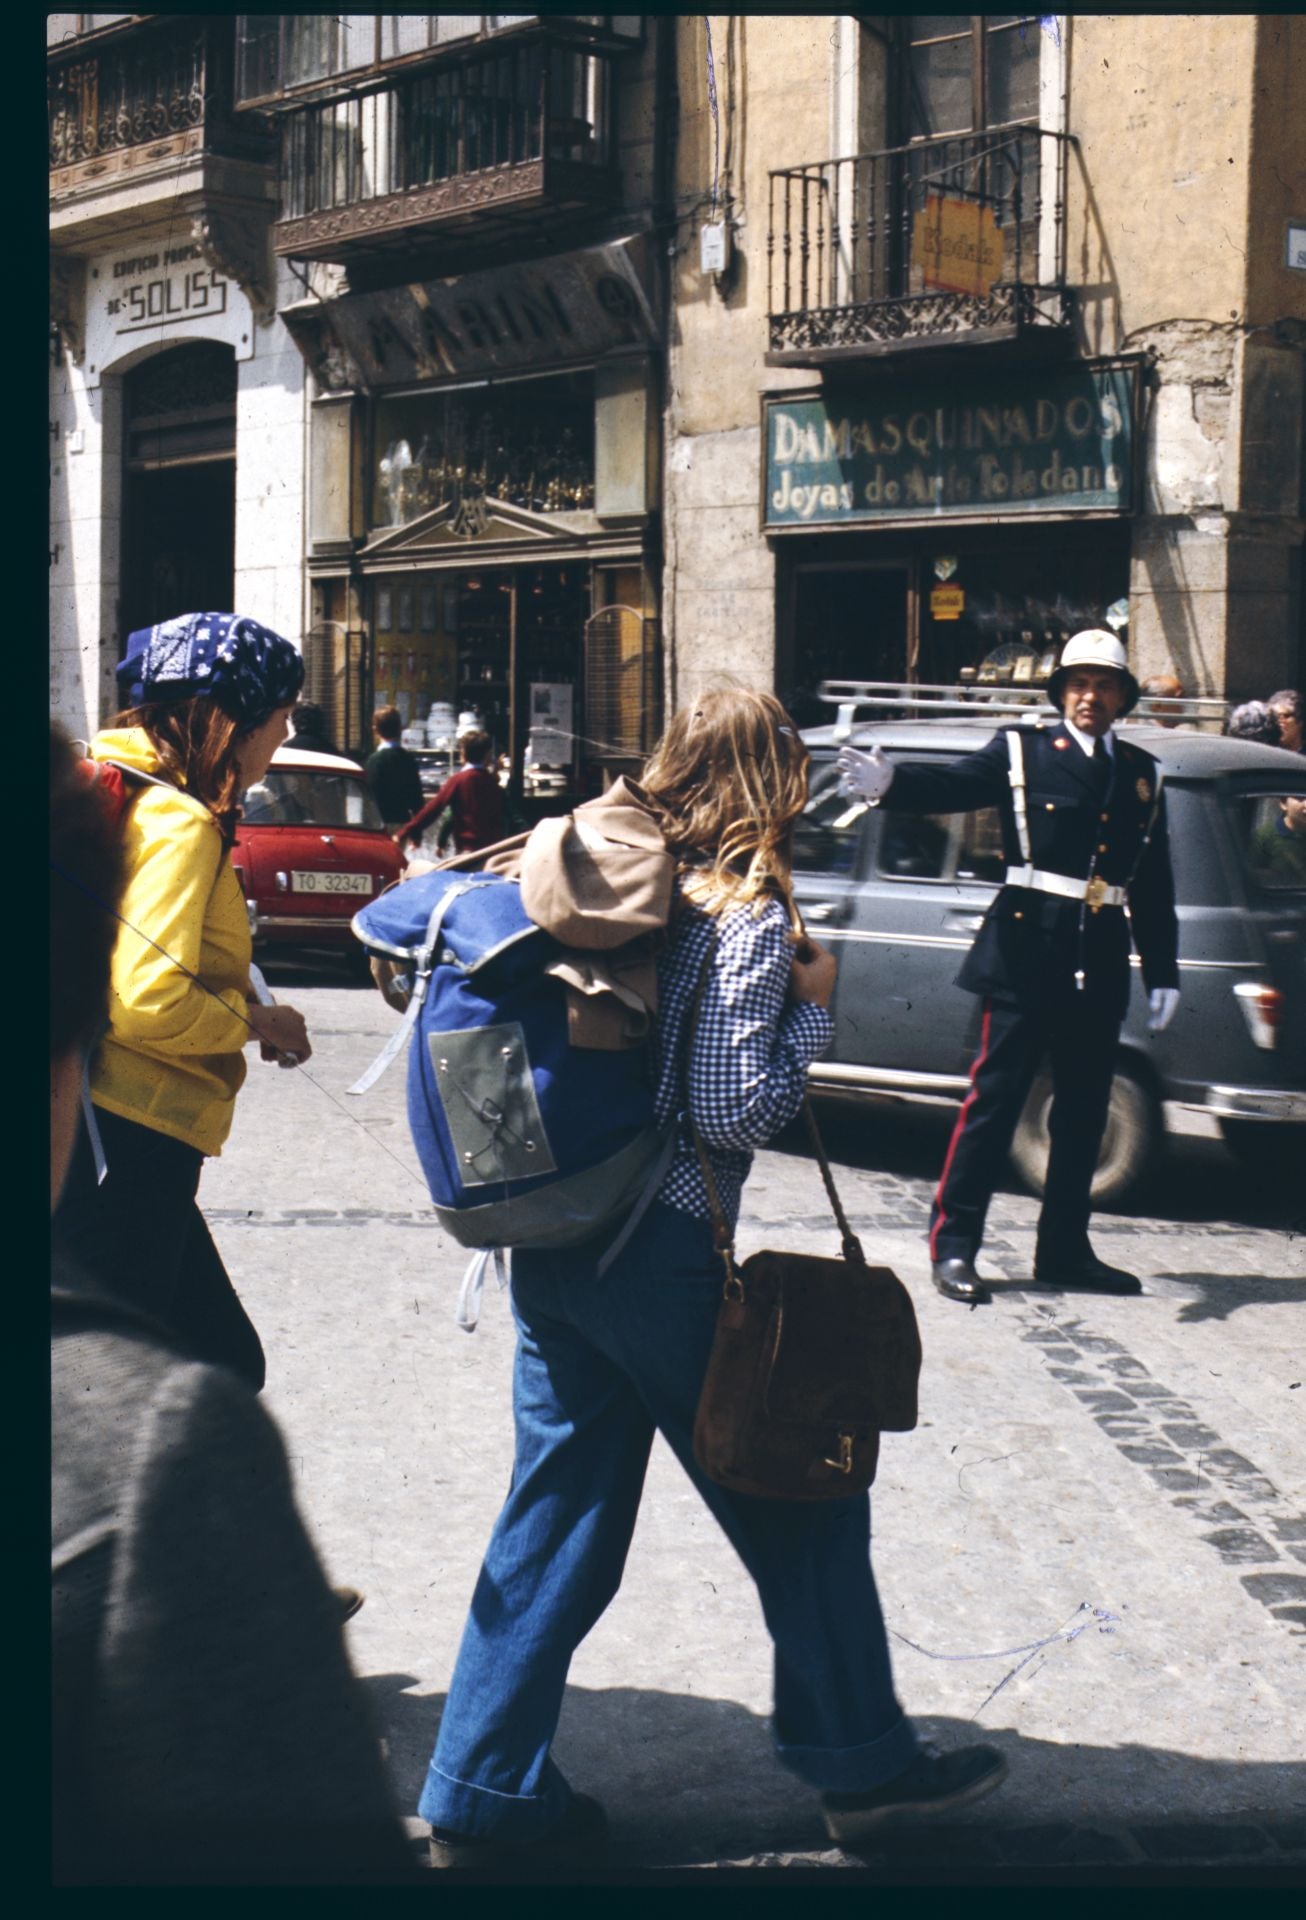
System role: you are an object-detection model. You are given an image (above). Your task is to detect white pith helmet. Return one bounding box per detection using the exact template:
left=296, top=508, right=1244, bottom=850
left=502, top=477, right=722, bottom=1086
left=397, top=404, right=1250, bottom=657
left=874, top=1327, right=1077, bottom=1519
left=1048, top=629, right=1140, bottom=714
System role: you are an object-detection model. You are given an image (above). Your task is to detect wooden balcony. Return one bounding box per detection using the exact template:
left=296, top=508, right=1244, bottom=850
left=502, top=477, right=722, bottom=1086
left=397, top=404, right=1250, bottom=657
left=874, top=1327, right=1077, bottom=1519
left=271, top=39, right=618, bottom=264
left=48, top=16, right=273, bottom=206
left=768, top=126, right=1075, bottom=366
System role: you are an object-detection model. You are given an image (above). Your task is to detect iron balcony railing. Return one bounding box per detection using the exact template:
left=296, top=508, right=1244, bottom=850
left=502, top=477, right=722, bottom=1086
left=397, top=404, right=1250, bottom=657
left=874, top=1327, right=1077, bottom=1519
left=275, top=36, right=614, bottom=255
left=768, top=125, right=1073, bottom=360
left=48, top=17, right=269, bottom=178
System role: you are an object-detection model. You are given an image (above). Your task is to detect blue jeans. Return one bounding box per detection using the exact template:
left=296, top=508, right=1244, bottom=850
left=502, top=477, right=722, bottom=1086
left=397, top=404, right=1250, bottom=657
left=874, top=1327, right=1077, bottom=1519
left=418, top=1202, right=917, bottom=1840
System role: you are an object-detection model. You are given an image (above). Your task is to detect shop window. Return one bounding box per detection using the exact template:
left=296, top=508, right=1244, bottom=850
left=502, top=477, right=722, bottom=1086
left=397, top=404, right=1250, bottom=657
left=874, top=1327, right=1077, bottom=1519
left=371, top=372, right=595, bottom=529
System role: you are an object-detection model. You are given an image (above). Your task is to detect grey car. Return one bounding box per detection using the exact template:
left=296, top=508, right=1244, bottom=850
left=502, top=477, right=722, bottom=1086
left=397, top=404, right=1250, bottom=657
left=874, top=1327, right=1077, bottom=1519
left=793, top=719, right=1306, bottom=1202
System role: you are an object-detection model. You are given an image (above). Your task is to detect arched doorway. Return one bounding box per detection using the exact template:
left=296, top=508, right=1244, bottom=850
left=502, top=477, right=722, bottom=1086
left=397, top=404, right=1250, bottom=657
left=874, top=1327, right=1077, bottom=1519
left=121, top=342, right=236, bottom=635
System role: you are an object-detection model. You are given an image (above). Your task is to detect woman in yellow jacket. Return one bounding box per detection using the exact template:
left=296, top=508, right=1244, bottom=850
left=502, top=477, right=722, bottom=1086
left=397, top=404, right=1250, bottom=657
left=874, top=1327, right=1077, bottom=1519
left=54, top=613, right=312, bottom=1390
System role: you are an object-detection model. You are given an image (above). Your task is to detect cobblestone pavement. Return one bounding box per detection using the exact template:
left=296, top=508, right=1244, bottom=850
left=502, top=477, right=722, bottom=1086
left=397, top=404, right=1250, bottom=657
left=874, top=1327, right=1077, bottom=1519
left=203, top=963, right=1306, bottom=1883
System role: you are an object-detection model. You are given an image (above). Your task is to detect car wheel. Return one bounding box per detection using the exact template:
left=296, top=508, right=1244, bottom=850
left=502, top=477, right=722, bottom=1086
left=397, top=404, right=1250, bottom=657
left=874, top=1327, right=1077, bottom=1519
left=1010, top=1062, right=1162, bottom=1207
left=1217, top=1118, right=1299, bottom=1176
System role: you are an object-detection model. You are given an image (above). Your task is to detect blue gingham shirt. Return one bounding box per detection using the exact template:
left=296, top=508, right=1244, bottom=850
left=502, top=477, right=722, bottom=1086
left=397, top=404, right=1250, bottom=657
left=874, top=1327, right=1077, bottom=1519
left=652, top=894, right=835, bottom=1229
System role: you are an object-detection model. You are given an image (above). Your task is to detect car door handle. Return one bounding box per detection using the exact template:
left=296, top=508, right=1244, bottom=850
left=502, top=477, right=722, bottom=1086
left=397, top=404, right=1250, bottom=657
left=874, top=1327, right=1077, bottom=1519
left=806, top=902, right=838, bottom=922
left=943, top=912, right=985, bottom=933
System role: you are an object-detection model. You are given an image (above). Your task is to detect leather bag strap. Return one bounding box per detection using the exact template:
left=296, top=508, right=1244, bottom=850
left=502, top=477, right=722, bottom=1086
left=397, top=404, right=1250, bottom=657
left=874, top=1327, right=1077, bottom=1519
left=682, top=919, right=865, bottom=1282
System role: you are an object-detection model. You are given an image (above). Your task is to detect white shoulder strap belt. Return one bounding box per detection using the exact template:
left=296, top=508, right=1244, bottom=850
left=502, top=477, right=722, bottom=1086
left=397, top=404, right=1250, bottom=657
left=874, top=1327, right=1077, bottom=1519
left=1004, top=866, right=1126, bottom=908
left=1003, top=731, right=1126, bottom=907
left=1006, top=728, right=1032, bottom=863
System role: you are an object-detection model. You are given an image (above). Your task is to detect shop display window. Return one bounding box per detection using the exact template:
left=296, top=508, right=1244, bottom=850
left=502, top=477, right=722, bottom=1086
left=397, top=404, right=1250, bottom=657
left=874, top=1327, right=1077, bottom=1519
left=372, top=372, right=595, bottom=529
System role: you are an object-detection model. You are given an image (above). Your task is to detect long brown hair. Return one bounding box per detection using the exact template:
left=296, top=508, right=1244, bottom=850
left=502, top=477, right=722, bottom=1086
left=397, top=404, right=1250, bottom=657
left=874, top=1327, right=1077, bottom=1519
left=114, top=697, right=245, bottom=841
left=641, top=686, right=809, bottom=921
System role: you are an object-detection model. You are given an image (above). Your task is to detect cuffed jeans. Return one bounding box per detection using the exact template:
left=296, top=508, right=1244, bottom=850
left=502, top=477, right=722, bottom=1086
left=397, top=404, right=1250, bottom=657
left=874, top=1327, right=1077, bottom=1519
left=418, top=1201, right=917, bottom=1841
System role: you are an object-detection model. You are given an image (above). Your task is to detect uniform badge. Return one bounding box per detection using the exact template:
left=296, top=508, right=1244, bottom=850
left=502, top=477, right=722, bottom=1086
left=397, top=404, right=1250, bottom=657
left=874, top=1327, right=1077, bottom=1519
left=1136, top=777, right=1152, bottom=802
left=1054, top=736, right=1069, bottom=750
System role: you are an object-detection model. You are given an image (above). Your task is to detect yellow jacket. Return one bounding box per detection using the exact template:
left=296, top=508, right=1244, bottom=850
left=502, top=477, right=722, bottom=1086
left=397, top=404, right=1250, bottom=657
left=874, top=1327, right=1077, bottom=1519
left=89, top=729, right=251, bottom=1156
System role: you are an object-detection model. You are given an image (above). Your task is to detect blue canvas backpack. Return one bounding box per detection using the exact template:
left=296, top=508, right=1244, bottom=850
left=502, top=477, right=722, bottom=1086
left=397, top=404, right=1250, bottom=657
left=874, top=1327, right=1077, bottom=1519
left=350, top=867, right=673, bottom=1325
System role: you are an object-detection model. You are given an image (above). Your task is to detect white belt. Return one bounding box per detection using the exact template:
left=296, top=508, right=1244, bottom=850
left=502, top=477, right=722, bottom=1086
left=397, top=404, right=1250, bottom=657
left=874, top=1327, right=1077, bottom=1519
left=1005, top=866, right=1126, bottom=908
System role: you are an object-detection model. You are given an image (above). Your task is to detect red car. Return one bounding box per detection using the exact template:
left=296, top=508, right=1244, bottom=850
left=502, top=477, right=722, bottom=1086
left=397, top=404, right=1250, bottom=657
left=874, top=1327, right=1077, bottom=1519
left=234, top=746, right=403, bottom=977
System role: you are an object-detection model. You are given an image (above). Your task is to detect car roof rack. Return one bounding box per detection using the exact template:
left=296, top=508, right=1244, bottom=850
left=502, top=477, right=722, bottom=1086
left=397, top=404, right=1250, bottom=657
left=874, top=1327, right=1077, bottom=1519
left=813, top=680, right=1230, bottom=739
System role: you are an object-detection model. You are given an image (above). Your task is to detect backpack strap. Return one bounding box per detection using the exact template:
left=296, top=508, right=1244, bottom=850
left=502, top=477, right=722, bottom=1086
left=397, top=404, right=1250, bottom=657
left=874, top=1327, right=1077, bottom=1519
left=455, top=1245, right=509, bottom=1334
left=1006, top=729, right=1032, bottom=865
left=80, top=1057, right=108, bottom=1186
left=346, top=880, right=477, bottom=1096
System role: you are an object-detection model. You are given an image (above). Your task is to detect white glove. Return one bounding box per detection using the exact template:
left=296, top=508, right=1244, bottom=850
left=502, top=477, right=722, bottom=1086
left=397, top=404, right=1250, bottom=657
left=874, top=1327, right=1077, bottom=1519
left=837, top=744, right=894, bottom=802
left=1147, top=987, right=1179, bottom=1033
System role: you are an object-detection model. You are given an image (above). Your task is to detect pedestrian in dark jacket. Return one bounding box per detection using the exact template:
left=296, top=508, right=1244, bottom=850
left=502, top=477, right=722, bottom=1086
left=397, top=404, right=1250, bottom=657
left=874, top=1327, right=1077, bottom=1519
left=840, top=629, right=1179, bottom=1305
left=365, top=704, right=425, bottom=827
left=398, top=727, right=503, bottom=855
left=49, top=723, right=413, bottom=1886
left=288, top=702, right=355, bottom=761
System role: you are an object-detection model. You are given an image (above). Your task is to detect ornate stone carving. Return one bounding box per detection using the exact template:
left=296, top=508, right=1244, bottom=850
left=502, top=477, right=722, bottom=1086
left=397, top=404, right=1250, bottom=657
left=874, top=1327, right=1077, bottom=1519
left=49, top=255, right=85, bottom=365
left=192, top=206, right=274, bottom=326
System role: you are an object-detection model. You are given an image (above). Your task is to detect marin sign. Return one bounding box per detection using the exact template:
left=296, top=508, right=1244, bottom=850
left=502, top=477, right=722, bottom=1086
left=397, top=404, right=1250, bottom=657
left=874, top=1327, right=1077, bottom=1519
left=764, top=367, right=1135, bottom=528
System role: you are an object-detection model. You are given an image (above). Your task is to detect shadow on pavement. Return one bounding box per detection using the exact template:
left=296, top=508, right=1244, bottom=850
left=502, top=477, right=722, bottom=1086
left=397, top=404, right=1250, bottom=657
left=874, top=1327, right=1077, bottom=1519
left=363, top=1676, right=1306, bottom=1877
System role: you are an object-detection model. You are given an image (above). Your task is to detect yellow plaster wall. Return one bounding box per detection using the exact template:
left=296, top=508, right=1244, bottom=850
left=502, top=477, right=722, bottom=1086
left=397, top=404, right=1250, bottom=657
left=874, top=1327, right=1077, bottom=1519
left=1066, top=14, right=1258, bottom=354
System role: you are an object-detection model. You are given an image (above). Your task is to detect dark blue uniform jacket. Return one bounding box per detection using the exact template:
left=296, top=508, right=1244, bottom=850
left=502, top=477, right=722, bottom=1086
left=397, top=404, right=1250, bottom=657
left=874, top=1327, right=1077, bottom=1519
left=883, top=722, right=1180, bottom=1020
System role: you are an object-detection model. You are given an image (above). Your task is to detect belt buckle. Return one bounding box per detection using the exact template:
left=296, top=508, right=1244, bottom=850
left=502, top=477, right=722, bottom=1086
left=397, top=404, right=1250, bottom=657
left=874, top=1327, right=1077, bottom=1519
left=1085, top=874, right=1108, bottom=913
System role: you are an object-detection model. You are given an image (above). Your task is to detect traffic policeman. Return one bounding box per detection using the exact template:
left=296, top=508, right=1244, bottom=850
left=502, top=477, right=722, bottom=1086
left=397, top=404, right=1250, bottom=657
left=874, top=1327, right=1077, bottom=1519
left=838, top=631, right=1180, bottom=1304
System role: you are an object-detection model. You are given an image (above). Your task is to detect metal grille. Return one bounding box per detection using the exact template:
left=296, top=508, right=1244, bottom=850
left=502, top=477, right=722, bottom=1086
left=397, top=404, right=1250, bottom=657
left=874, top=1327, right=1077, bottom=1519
left=302, top=621, right=366, bottom=754
left=584, top=605, right=658, bottom=759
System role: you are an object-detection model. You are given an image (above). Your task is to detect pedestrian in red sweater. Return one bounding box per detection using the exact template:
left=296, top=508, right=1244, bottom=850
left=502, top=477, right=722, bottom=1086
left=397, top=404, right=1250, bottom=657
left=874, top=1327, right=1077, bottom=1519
left=398, top=729, right=504, bottom=856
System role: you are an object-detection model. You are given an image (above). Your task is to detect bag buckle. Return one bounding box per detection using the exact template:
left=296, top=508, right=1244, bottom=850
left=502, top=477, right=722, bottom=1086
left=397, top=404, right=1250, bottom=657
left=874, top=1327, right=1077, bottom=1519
left=1085, top=874, right=1109, bottom=913
left=719, top=1245, right=744, bottom=1303
left=823, top=1432, right=855, bottom=1475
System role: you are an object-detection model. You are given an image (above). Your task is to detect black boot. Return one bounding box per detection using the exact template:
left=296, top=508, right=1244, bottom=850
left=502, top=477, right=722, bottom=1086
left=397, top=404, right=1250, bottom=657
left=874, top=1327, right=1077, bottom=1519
left=931, top=1257, right=990, bottom=1304
left=1034, top=1246, right=1141, bottom=1294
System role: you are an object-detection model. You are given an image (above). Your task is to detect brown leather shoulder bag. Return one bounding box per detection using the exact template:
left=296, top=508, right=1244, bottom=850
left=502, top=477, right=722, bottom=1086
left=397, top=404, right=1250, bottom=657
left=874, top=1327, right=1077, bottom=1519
left=690, top=1092, right=922, bottom=1502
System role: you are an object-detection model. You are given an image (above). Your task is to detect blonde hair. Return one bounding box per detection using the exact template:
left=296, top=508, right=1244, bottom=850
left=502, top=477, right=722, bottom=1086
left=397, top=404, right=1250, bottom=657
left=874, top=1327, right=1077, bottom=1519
left=641, top=686, right=809, bottom=921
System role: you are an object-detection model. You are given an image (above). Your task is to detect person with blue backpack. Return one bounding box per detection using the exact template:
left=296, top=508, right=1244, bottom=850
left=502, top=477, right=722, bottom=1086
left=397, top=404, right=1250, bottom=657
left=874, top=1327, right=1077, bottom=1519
left=415, top=687, right=1006, bottom=1868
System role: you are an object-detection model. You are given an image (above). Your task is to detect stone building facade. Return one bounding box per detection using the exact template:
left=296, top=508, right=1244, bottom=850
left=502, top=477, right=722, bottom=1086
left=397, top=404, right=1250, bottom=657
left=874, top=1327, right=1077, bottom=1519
left=50, top=17, right=1305, bottom=745
left=48, top=13, right=305, bottom=740
left=664, top=13, right=1304, bottom=712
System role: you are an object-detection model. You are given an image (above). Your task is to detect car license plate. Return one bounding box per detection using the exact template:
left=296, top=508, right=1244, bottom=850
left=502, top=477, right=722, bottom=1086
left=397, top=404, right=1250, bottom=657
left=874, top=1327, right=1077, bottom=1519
left=290, top=872, right=372, bottom=895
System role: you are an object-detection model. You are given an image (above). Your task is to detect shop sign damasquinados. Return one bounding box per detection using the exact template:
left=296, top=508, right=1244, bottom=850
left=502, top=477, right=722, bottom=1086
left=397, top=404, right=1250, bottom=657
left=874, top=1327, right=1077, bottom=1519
left=764, top=366, right=1135, bottom=529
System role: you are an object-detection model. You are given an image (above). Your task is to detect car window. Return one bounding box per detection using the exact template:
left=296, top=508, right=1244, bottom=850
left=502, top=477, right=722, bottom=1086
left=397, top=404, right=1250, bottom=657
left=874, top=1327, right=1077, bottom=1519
left=877, top=811, right=954, bottom=879
left=793, top=759, right=865, bottom=876
left=872, top=767, right=1004, bottom=886
left=1238, top=790, right=1306, bottom=892
left=242, top=771, right=386, bottom=831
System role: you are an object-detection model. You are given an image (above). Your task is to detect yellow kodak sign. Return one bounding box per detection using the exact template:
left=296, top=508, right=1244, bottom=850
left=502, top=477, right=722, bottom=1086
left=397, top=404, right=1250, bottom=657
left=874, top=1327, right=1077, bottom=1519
left=911, top=195, right=1004, bottom=298
left=930, top=585, right=966, bottom=621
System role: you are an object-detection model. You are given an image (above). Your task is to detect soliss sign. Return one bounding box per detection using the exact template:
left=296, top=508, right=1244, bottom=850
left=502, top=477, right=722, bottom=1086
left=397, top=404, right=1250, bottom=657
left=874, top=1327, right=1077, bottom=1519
left=84, top=241, right=255, bottom=388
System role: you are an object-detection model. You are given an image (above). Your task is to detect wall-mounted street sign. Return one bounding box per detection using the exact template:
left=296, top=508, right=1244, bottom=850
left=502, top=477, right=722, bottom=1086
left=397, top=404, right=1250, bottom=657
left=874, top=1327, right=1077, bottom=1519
left=911, top=195, right=1003, bottom=297
left=764, top=364, right=1136, bottom=530
left=84, top=241, right=254, bottom=389
left=1287, top=223, right=1306, bottom=271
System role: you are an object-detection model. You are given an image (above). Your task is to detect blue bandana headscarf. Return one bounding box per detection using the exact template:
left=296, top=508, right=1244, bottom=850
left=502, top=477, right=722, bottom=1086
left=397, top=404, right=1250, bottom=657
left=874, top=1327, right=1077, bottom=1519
left=116, top=613, right=305, bottom=730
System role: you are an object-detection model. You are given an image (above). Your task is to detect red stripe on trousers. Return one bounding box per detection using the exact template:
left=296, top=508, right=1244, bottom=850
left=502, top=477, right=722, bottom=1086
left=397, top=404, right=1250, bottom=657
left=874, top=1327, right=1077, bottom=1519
left=929, top=998, right=993, bottom=1261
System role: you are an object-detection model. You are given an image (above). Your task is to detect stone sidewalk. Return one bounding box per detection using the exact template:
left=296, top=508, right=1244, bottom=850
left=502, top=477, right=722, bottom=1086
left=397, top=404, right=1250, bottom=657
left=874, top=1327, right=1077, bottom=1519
left=203, top=972, right=1306, bottom=1883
